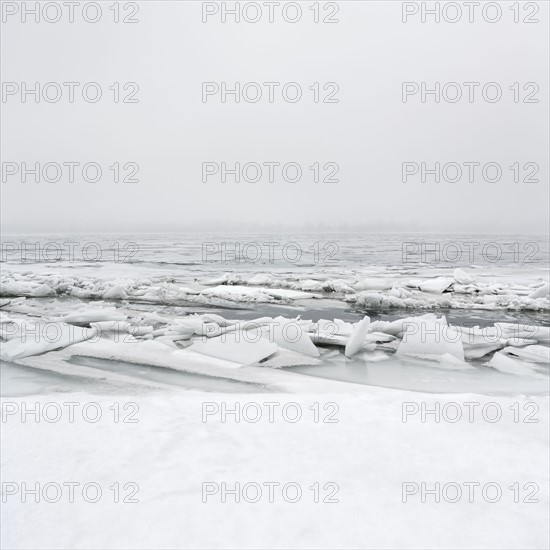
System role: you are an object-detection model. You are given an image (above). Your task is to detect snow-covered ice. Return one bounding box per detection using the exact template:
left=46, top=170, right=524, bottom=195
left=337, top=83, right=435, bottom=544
left=1, top=233, right=548, bottom=549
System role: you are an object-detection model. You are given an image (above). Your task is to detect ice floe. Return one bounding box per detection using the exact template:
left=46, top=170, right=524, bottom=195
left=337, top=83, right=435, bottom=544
left=488, top=352, right=538, bottom=376
left=2, top=264, right=548, bottom=312
left=188, top=331, right=277, bottom=365
left=0, top=322, right=97, bottom=361
left=396, top=318, right=465, bottom=362
left=345, top=316, right=370, bottom=357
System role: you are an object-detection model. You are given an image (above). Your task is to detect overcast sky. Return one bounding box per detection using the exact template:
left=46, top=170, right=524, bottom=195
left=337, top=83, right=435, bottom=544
left=1, top=1, right=548, bottom=234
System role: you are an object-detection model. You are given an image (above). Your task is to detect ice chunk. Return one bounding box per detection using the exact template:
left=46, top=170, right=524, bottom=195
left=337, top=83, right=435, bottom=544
left=200, top=313, right=233, bottom=326
left=0, top=323, right=97, bottom=361
left=488, top=352, right=536, bottom=376
left=256, top=348, right=322, bottom=368
left=370, top=314, right=440, bottom=337
left=154, top=336, right=179, bottom=349
left=0, top=281, right=36, bottom=297
left=323, top=279, right=355, bottom=293
left=453, top=268, right=474, bottom=285
left=495, top=323, right=550, bottom=342
left=90, top=321, right=153, bottom=337
left=454, top=325, right=504, bottom=359
left=354, top=279, right=391, bottom=291
left=200, top=285, right=271, bottom=303
left=345, top=316, right=370, bottom=358
left=31, top=284, right=55, bottom=297
left=463, top=342, right=503, bottom=360
left=310, top=319, right=353, bottom=346
left=418, top=277, right=454, bottom=294
left=60, top=307, right=127, bottom=324
left=265, top=288, right=313, bottom=300
left=267, top=316, right=320, bottom=357
left=528, top=283, right=549, bottom=299
left=364, top=332, right=396, bottom=345
left=500, top=345, right=550, bottom=364
left=103, top=285, right=128, bottom=300
left=247, top=274, right=272, bottom=285
left=299, top=279, right=324, bottom=292
left=397, top=321, right=464, bottom=362
left=172, top=316, right=208, bottom=336
left=188, top=332, right=277, bottom=365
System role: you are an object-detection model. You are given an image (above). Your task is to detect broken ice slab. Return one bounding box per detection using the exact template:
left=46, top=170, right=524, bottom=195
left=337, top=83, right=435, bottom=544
left=188, top=331, right=277, bottom=365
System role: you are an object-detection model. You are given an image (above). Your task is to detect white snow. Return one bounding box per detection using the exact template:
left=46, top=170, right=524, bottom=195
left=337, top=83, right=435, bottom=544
left=2, top=390, right=548, bottom=550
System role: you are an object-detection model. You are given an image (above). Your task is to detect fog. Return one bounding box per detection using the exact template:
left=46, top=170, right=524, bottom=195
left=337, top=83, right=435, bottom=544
left=1, top=1, right=548, bottom=233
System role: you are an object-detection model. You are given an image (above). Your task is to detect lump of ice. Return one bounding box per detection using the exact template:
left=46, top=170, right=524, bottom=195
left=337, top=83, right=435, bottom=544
left=463, top=341, right=504, bottom=360
left=247, top=274, right=272, bottom=285
left=323, top=279, right=355, bottom=293
left=200, top=285, right=271, bottom=303
left=30, top=284, right=56, bottom=297
left=528, top=283, right=549, bottom=300
left=200, top=313, right=234, bottom=326
left=500, top=345, right=550, bottom=364
left=370, top=314, right=440, bottom=337
left=154, top=336, right=179, bottom=349
left=102, top=285, right=128, bottom=300
left=354, top=279, right=391, bottom=291
left=256, top=348, right=322, bottom=368
left=345, top=316, right=370, bottom=358
left=1, top=281, right=37, bottom=297
left=364, top=332, right=396, bottom=344
left=453, top=325, right=504, bottom=359
left=60, top=307, right=127, bottom=324
left=495, top=323, right=550, bottom=342
left=90, top=321, right=153, bottom=337
left=0, top=322, right=97, bottom=361
left=418, top=277, right=454, bottom=294
left=188, top=332, right=277, bottom=365
left=396, top=320, right=465, bottom=362
left=267, top=316, right=320, bottom=357
left=453, top=268, right=474, bottom=284
left=309, top=319, right=353, bottom=346
left=172, top=316, right=208, bottom=336
left=488, top=352, right=536, bottom=376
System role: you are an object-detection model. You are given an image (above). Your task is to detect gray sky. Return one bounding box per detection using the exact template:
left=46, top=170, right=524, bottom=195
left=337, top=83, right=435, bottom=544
left=1, top=0, right=549, bottom=233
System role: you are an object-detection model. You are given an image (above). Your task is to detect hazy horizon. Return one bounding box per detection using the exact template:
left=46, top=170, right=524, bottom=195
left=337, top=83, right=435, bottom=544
left=1, top=1, right=549, bottom=234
